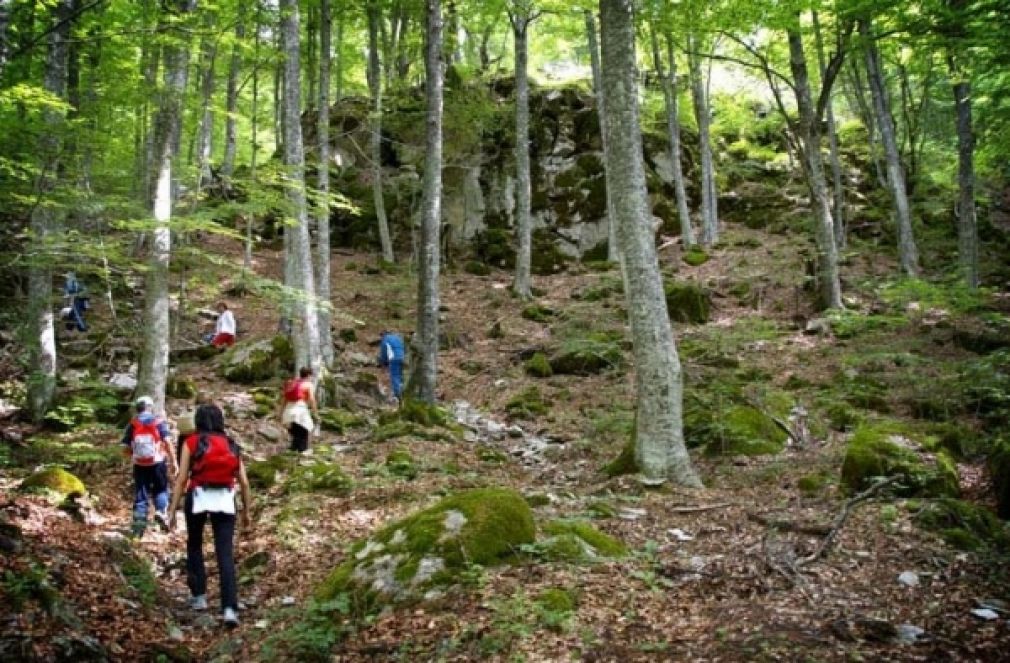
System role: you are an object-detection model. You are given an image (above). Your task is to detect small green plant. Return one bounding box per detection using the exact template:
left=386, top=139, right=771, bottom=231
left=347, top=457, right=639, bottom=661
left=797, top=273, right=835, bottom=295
left=121, top=556, right=158, bottom=607
left=3, top=563, right=59, bottom=613
left=261, top=596, right=351, bottom=662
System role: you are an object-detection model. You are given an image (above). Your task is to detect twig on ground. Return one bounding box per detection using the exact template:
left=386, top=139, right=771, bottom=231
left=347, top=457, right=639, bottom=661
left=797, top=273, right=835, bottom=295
left=748, top=512, right=832, bottom=535
left=669, top=502, right=735, bottom=513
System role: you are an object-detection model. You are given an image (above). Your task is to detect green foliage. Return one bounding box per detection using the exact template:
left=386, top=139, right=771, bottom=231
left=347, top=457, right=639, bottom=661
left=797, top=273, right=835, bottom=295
left=912, top=498, right=1010, bottom=551
left=261, top=597, right=351, bottom=662
left=3, top=563, right=60, bottom=613
left=602, top=438, right=638, bottom=478
left=120, top=556, right=158, bottom=608
left=535, top=588, right=576, bottom=632
left=664, top=281, right=711, bottom=324
left=285, top=462, right=353, bottom=496
left=463, top=260, right=491, bottom=276
left=682, top=249, right=710, bottom=267
left=505, top=387, right=549, bottom=418
left=549, top=331, right=624, bottom=375
left=521, top=304, right=554, bottom=322
left=524, top=352, right=554, bottom=378
left=318, top=409, right=367, bottom=433
left=219, top=336, right=295, bottom=384
left=246, top=454, right=299, bottom=491
left=840, top=422, right=959, bottom=497
left=539, top=520, right=628, bottom=560
left=385, top=448, right=418, bottom=480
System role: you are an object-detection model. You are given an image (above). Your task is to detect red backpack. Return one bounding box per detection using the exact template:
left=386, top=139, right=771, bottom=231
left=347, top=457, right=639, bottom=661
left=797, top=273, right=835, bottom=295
left=283, top=378, right=306, bottom=403
left=131, top=417, right=163, bottom=466
left=189, top=434, right=241, bottom=489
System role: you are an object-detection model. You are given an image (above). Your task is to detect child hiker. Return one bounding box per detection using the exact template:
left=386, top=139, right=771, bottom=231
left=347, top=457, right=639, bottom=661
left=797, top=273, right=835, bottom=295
left=277, top=367, right=318, bottom=453
left=121, top=395, right=176, bottom=537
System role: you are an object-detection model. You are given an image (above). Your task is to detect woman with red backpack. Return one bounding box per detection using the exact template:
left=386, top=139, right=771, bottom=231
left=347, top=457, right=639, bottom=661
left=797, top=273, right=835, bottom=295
left=167, top=404, right=252, bottom=628
left=277, top=366, right=318, bottom=453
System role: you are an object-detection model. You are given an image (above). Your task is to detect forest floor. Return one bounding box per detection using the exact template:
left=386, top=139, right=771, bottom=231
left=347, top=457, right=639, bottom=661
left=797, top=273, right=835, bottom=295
left=2, top=222, right=1009, bottom=662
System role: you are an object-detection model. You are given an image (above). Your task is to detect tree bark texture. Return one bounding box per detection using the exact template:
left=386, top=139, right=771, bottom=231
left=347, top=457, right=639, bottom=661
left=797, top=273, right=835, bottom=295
left=512, top=10, right=532, bottom=300
left=952, top=75, right=979, bottom=288
left=367, top=0, right=394, bottom=262
left=599, top=0, right=701, bottom=488
left=195, top=29, right=217, bottom=188
left=787, top=23, right=842, bottom=310
left=222, top=13, right=244, bottom=178
left=687, top=33, right=717, bottom=245
left=812, top=11, right=845, bottom=250
left=414, top=0, right=443, bottom=404
left=279, top=0, right=322, bottom=374
left=27, top=0, right=72, bottom=422
left=584, top=9, right=620, bottom=263
left=860, top=18, right=919, bottom=276
left=317, top=0, right=334, bottom=366
left=0, top=0, right=11, bottom=79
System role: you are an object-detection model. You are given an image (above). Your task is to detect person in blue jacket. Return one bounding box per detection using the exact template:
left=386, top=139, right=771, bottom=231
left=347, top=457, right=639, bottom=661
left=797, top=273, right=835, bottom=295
left=120, top=396, right=176, bottom=538
left=376, top=330, right=405, bottom=404
left=62, top=271, right=89, bottom=332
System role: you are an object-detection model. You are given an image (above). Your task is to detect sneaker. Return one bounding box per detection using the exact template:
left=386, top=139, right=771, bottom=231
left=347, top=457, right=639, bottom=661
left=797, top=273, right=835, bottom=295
left=222, top=607, right=239, bottom=628
left=154, top=511, right=169, bottom=531
left=189, top=595, right=208, bottom=611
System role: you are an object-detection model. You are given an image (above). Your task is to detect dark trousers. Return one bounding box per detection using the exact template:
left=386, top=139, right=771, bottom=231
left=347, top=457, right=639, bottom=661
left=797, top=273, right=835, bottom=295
left=289, top=423, right=310, bottom=452
left=184, top=492, right=238, bottom=611
left=133, top=462, right=170, bottom=521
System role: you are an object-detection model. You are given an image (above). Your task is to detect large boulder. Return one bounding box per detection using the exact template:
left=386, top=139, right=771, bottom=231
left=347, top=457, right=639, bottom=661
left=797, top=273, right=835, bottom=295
left=664, top=281, right=711, bottom=324
left=686, top=404, right=788, bottom=456
left=20, top=467, right=86, bottom=498
left=217, top=336, right=294, bottom=384
left=840, top=423, right=959, bottom=497
left=549, top=332, right=624, bottom=375
left=315, top=488, right=534, bottom=609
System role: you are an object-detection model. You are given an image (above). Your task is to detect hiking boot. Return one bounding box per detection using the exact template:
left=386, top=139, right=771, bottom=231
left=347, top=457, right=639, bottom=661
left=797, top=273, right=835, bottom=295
left=189, top=595, right=208, bottom=611
left=129, top=519, right=146, bottom=539
left=222, top=607, right=239, bottom=628
left=154, top=511, right=169, bottom=531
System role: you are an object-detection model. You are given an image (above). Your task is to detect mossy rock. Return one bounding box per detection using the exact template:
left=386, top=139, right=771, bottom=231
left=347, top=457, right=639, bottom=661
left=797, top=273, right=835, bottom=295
left=505, top=387, right=549, bottom=418
left=463, top=261, right=491, bottom=276
left=688, top=404, right=787, bottom=456
left=682, top=249, right=710, bottom=267
left=538, top=520, right=628, bottom=563
left=318, top=408, right=367, bottom=433
left=840, top=423, right=959, bottom=497
left=664, top=281, right=711, bottom=324
left=602, top=438, right=638, bottom=477
left=912, top=498, right=1010, bottom=550
left=524, top=352, right=554, bottom=378
left=315, top=488, right=535, bottom=609
left=246, top=454, right=299, bottom=491
left=581, top=241, right=609, bottom=263
left=385, top=448, right=419, bottom=480
left=218, top=336, right=294, bottom=384
left=549, top=332, right=624, bottom=375
left=521, top=304, right=554, bottom=323
left=990, top=439, right=1010, bottom=519
left=284, top=461, right=353, bottom=496
left=536, top=587, right=576, bottom=614
left=166, top=375, right=198, bottom=400
left=20, top=467, right=86, bottom=498
left=392, top=399, right=452, bottom=427
left=797, top=472, right=831, bottom=497
left=524, top=493, right=552, bottom=507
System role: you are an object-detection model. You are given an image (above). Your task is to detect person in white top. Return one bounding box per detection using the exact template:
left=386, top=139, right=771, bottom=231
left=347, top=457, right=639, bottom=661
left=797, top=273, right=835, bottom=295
left=210, top=301, right=237, bottom=348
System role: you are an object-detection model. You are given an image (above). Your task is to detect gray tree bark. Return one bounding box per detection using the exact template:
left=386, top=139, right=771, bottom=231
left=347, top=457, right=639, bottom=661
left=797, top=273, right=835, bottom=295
left=195, top=29, right=217, bottom=188
left=334, top=6, right=344, bottom=101
left=951, top=71, right=979, bottom=288
left=222, top=13, right=244, bottom=178
left=860, top=18, right=919, bottom=276
left=584, top=9, right=620, bottom=263
left=599, top=0, right=701, bottom=488
left=414, top=0, right=443, bottom=404
left=0, top=0, right=11, bottom=79
left=687, top=33, right=717, bottom=245
left=511, top=6, right=533, bottom=300
left=651, top=27, right=695, bottom=249
left=279, top=0, right=322, bottom=374
left=138, top=0, right=196, bottom=414
left=27, top=0, right=72, bottom=422
left=367, top=0, right=395, bottom=262
left=245, top=6, right=260, bottom=273
left=316, top=0, right=334, bottom=366
left=812, top=11, right=845, bottom=250
left=787, top=22, right=842, bottom=310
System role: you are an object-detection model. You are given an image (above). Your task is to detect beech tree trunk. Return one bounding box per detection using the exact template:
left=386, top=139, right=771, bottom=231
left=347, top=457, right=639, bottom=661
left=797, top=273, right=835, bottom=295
left=687, top=33, right=717, bottom=245
left=246, top=6, right=260, bottom=274
left=367, top=0, right=394, bottom=262
left=27, top=0, right=72, bottom=422
left=222, top=13, right=243, bottom=178
left=651, top=27, right=695, bottom=249
left=951, top=72, right=979, bottom=287
left=0, top=0, right=11, bottom=79
left=316, top=0, right=334, bottom=366
left=511, top=8, right=533, bottom=300
left=335, top=6, right=344, bottom=101
left=599, top=0, right=701, bottom=488
left=812, top=11, right=845, bottom=250
left=584, top=9, right=620, bottom=263
left=860, top=18, right=919, bottom=276
left=279, top=0, right=322, bottom=374
left=787, top=22, right=842, bottom=310
left=414, top=0, right=443, bottom=404
left=138, top=0, right=196, bottom=414
left=195, top=30, right=217, bottom=188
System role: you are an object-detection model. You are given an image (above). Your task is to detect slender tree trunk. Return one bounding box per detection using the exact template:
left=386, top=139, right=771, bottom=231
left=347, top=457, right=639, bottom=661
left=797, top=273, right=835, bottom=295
left=274, top=32, right=283, bottom=156
left=812, top=11, right=845, bottom=250
left=0, top=0, right=11, bottom=79
left=687, top=33, right=717, bottom=245
left=446, top=1, right=462, bottom=63
left=585, top=9, right=620, bottom=262
left=334, top=5, right=344, bottom=101
left=650, top=27, right=695, bottom=249
left=279, top=0, right=322, bottom=374
left=245, top=6, right=260, bottom=274
left=222, top=13, right=244, bottom=178
left=511, top=10, right=532, bottom=300
left=27, top=0, right=72, bottom=422
left=140, top=7, right=160, bottom=206
left=139, top=0, right=196, bottom=414
left=950, top=67, right=979, bottom=287
left=599, top=0, right=701, bottom=488
left=788, top=22, right=842, bottom=310
left=414, top=0, right=443, bottom=404
left=860, top=18, right=919, bottom=276
left=368, top=0, right=394, bottom=262
left=306, top=4, right=317, bottom=111
left=316, top=0, right=334, bottom=366
left=195, top=31, right=217, bottom=188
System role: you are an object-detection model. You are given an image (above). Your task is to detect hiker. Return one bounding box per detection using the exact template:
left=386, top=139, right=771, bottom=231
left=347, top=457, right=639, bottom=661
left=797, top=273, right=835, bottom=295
left=376, top=330, right=405, bottom=404
left=62, top=271, right=89, bottom=332
left=206, top=301, right=236, bottom=348
left=121, top=395, right=176, bottom=537
left=167, top=403, right=252, bottom=629
left=277, top=367, right=318, bottom=453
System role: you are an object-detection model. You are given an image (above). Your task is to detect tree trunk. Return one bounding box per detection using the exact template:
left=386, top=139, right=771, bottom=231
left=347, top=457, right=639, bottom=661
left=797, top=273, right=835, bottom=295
left=787, top=22, right=842, bottom=310
left=278, top=0, right=322, bottom=373
left=306, top=4, right=317, bottom=111
left=246, top=5, right=260, bottom=274
left=368, top=0, right=394, bottom=262
left=844, top=60, right=887, bottom=189
left=812, top=11, right=845, bottom=250
left=860, top=18, right=919, bottom=276
left=414, top=0, right=443, bottom=404
left=512, top=10, right=532, bottom=300
left=0, top=0, right=11, bottom=79
left=687, top=33, right=717, bottom=245
left=27, top=0, right=72, bottom=422
left=138, top=0, right=196, bottom=414
left=651, top=28, right=695, bottom=249
left=140, top=5, right=160, bottom=206
left=274, top=33, right=283, bottom=157
left=599, top=0, right=701, bottom=488
left=585, top=9, right=621, bottom=262
left=334, top=5, right=344, bottom=101
left=195, top=30, right=217, bottom=188
left=222, top=13, right=244, bottom=178
left=316, top=0, right=334, bottom=366
left=951, top=71, right=979, bottom=288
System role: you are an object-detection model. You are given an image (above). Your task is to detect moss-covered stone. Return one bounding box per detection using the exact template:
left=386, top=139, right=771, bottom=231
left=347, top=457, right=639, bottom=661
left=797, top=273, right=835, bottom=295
left=285, top=461, right=353, bottom=496
left=19, top=467, right=87, bottom=498
left=393, top=399, right=451, bottom=427
left=664, top=281, right=711, bottom=324
left=318, top=408, right=367, bottom=433
left=602, top=437, right=638, bottom=477
left=246, top=454, right=299, bottom=491
left=912, top=498, right=1010, bottom=550
left=463, top=260, right=492, bottom=276
left=166, top=375, right=198, bottom=400
left=538, top=520, right=628, bottom=562
left=385, top=448, right=419, bottom=480
left=524, top=352, right=554, bottom=378
left=524, top=493, right=552, bottom=507
left=549, top=332, right=624, bottom=375
left=315, top=488, right=535, bottom=609
left=506, top=387, right=549, bottom=418
left=687, top=403, right=787, bottom=456
left=797, top=472, right=830, bottom=497
left=682, top=249, right=710, bottom=267
left=536, top=587, right=576, bottom=613
left=840, top=423, right=959, bottom=497
left=218, top=336, right=294, bottom=384
left=521, top=304, right=554, bottom=323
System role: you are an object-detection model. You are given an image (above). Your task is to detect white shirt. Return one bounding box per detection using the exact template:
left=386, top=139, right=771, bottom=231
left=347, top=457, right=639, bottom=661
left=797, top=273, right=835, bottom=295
left=216, top=310, right=236, bottom=335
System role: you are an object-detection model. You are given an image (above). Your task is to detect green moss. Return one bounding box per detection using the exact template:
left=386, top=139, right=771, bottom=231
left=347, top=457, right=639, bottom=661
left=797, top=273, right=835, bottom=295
left=339, top=328, right=358, bottom=343
left=840, top=423, right=959, bottom=497
left=913, top=498, right=1010, bottom=550
left=20, top=467, right=86, bottom=498
left=506, top=387, right=549, bottom=418
left=682, top=249, right=710, bottom=267
left=318, top=408, right=367, bottom=433
left=797, top=472, right=830, bottom=497
left=692, top=404, right=787, bottom=457
left=478, top=447, right=510, bottom=464
left=385, top=448, right=418, bottom=480
left=539, top=520, right=628, bottom=562
left=521, top=304, right=554, bottom=323
left=602, top=437, right=638, bottom=477
left=524, top=353, right=554, bottom=378
left=824, top=402, right=861, bottom=432
left=219, top=336, right=294, bottom=384
left=285, top=461, right=353, bottom=496
left=166, top=375, right=198, bottom=400
left=549, top=332, right=624, bottom=375
left=536, top=587, right=575, bottom=613
left=524, top=493, right=551, bottom=507
left=246, top=454, right=299, bottom=490
left=582, top=260, right=615, bottom=272
left=664, top=281, right=711, bottom=324
left=531, top=229, right=569, bottom=275
left=464, top=261, right=492, bottom=276
left=393, top=399, right=451, bottom=427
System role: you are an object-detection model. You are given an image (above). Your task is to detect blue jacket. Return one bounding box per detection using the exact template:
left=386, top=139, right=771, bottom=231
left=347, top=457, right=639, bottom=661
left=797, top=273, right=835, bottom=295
left=120, top=412, right=171, bottom=448
left=377, top=333, right=405, bottom=367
